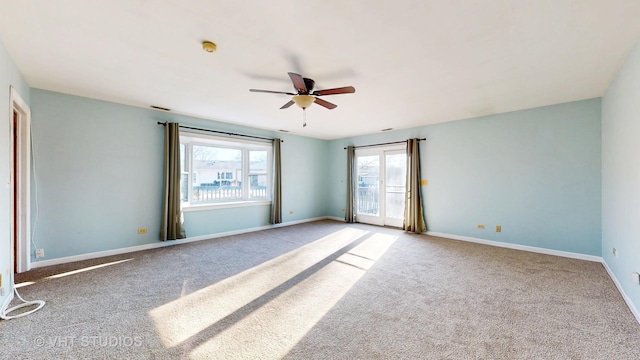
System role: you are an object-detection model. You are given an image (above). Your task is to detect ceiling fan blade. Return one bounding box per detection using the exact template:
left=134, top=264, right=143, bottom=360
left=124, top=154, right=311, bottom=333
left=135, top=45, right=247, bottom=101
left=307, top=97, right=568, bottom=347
left=314, top=97, right=337, bottom=110
left=288, top=72, right=307, bottom=93
left=280, top=100, right=294, bottom=109
left=312, top=86, right=356, bottom=96
left=250, top=89, right=295, bottom=95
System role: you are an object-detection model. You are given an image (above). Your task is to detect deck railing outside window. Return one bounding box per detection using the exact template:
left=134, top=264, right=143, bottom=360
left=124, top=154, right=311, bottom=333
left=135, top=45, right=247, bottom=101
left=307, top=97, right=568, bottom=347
left=192, top=184, right=267, bottom=202
left=358, top=185, right=379, bottom=215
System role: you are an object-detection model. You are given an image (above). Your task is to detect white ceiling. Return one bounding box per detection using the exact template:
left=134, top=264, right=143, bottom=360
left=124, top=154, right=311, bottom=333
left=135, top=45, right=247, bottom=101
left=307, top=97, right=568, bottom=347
left=1, top=1, right=640, bottom=140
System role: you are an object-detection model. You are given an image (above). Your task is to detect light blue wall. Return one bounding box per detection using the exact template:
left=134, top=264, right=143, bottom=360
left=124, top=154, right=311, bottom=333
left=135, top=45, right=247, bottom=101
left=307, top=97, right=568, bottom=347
left=602, top=40, right=640, bottom=314
left=329, top=99, right=602, bottom=256
left=25, top=81, right=605, bottom=264
left=30, top=89, right=329, bottom=262
left=279, top=134, right=330, bottom=220
left=0, top=39, right=30, bottom=305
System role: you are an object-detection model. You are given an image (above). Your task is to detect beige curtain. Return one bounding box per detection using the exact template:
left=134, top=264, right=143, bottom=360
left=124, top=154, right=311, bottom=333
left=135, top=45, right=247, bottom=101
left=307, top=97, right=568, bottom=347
left=345, top=146, right=356, bottom=223
left=403, top=138, right=427, bottom=233
left=270, top=139, right=282, bottom=224
left=160, top=122, right=186, bottom=240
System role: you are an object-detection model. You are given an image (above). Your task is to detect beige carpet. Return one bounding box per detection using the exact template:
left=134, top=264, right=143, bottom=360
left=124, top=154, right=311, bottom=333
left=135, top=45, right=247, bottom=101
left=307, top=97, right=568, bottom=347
left=1, top=220, right=639, bottom=359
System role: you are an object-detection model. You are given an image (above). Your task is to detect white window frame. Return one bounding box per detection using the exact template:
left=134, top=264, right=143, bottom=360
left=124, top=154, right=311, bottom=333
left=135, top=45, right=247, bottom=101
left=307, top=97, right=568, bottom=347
left=180, top=132, right=272, bottom=211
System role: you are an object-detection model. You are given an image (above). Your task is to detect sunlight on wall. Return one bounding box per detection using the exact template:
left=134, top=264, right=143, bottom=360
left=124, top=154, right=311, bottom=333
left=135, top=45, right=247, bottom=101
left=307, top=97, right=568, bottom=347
left=189, top=232, right=397, bottom=359
left=149, top=228, right=370, bottom=347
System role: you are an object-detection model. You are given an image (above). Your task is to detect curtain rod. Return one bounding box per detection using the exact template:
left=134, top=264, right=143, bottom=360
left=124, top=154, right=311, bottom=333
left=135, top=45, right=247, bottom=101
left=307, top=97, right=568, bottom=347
left=343, top=138, right=426, bottom=150
left=157, top=122, right=283, bottom=142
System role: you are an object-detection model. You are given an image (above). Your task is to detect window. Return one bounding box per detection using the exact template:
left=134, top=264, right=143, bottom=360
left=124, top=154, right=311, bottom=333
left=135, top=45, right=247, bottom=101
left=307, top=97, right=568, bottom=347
left=180, top=132, right=272, bottom=208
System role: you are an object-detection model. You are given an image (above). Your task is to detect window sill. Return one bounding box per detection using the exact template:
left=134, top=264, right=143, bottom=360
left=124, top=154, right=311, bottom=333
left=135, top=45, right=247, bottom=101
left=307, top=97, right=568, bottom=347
left=182, top=200, right=272, bottom=212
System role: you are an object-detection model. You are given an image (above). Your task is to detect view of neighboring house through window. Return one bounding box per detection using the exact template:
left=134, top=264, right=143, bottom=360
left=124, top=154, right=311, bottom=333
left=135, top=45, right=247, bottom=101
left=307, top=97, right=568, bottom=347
left=180, top=132, right=272, bottom=207
left=249, top=150, right=268, bottom=199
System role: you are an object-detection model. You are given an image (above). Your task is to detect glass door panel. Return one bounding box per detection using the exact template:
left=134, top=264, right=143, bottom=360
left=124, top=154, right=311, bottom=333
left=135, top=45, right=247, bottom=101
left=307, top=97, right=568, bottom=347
left=355, top=147, right=406, bottom=227
left=356, top=155, right=381, bottom=224
left=384, top=152, right=406, bottom=227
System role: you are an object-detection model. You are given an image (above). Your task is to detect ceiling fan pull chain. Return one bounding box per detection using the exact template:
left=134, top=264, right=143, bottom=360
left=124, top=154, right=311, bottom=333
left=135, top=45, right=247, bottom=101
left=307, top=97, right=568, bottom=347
left=303, top=109, right=307, bottom=127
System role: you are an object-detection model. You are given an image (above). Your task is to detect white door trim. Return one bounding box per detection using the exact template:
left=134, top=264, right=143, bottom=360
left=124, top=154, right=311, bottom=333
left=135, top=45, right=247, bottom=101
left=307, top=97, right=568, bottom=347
left=9, top=86, right=31, bottom=273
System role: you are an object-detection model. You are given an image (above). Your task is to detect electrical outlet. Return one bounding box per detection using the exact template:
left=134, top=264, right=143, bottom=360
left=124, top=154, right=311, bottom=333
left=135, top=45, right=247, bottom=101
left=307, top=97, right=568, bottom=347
left=632, top=272, right=640, bottom=285
left=137, top=228, right=148, bottom=234
left=36, top=249, right=45, bottom=258
left=496, top=225, right=502, bottom=232
left=477, top=224, right=485, bottom=229
left=612, top=248, right=618, bottom=257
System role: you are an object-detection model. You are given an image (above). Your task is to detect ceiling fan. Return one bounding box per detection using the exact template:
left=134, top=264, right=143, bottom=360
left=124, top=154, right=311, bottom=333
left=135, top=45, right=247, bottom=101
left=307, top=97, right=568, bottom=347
left=249, top=72, right=355, bottom=127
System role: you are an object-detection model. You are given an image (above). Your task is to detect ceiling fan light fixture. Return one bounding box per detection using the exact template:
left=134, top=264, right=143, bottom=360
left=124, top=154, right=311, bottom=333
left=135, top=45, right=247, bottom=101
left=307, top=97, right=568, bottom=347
left=202, top=41, right=217, bottom=53
left=292, top=95, right=314, bottom=109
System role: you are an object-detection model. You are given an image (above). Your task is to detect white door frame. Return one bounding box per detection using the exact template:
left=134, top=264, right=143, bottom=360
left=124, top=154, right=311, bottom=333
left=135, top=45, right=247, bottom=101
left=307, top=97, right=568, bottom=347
left=9, top=86, right=31, bottom=273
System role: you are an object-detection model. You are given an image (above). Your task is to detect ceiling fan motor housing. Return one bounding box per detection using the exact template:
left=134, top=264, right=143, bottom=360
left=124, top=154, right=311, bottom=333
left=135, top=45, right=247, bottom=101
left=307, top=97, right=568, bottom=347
left=302, top=78, right=315, bottom=93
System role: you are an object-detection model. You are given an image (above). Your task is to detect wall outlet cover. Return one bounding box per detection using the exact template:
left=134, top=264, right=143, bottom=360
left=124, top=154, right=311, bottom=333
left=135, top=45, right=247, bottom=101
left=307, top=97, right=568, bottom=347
left=36, top=249, right=45, bottom=258
left=632, top=272, right=640, bottom=285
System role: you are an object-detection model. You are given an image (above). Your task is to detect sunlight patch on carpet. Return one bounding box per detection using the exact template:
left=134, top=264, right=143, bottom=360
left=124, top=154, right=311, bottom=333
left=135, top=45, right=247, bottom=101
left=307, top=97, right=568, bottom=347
left=15, top=259, right=134, bottom=288
left=149, top=227, right=370, bottom=348
left=13, top=281, right=35, bottom=288
left=44, top=259, right=134, bottom=279
left=189, top=232, right=397, bottom=359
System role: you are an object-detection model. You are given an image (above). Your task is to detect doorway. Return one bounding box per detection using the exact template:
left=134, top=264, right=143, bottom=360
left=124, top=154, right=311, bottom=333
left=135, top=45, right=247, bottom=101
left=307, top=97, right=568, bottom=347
left=355, top=146, right=406, bottom=227
left=9, top=87, right=31, bottom=273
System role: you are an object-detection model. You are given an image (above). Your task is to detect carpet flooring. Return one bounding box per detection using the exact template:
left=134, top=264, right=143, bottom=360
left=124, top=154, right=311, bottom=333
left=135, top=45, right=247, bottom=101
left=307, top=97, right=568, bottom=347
left=1, top=220, right=639, bottom=359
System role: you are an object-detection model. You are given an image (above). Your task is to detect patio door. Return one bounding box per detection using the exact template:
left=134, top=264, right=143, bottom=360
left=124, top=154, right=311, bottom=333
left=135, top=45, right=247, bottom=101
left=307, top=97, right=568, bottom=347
left=355, top=146, right=406, bottom=227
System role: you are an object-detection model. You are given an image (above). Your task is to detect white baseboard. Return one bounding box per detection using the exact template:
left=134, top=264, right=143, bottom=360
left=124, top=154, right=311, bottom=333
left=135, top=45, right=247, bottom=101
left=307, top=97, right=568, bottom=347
left=426, top=231, right=602, bottom=262
left=601, top=261, right=640, bottom=325
left=31, top=216, right=333, bottom=269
